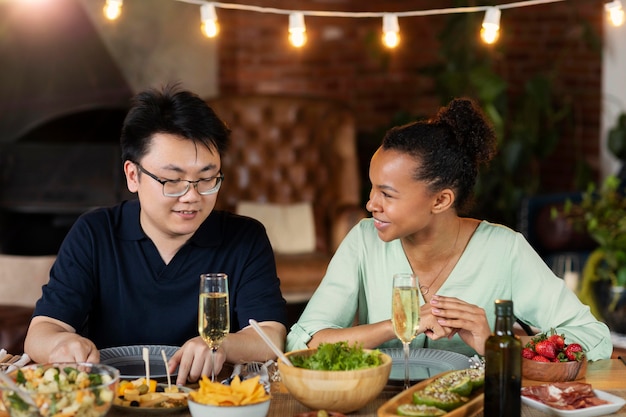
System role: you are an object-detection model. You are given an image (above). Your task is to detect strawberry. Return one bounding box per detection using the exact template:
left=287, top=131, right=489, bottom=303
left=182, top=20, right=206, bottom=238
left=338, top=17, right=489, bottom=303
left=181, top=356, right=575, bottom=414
left=534, top=340, right=557, bottom=359
left=522, top=347, right=535, bottom=360
left=548, top=334, right=566, bottom=350
left=565, top=343, right=584, bottom=361
left=532, top=355, right=551, bottom=362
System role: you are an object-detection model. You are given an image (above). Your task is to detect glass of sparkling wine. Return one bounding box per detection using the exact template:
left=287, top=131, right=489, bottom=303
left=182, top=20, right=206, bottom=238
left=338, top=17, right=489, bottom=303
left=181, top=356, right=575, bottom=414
left=199, top=273, right=230, bottom=381
left=392, top=273, right=420, bottom=390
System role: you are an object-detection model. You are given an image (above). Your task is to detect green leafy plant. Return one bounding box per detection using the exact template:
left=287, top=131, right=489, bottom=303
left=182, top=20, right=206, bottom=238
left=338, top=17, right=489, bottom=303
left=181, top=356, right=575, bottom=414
left=559, top=175, right=626, bottom=288
left=556, top=175, right=626, bottom=326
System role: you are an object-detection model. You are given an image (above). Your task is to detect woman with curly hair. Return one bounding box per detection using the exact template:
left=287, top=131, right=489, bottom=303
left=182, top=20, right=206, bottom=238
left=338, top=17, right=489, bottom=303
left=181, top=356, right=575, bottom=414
left=287, top=97, right=611, bottom=361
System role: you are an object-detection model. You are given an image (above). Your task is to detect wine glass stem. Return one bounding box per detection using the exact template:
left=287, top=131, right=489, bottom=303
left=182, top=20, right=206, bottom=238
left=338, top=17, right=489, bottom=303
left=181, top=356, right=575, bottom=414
left=403, top=341, right=410, bottom=390
left=211, top=348, right=217, bottom=382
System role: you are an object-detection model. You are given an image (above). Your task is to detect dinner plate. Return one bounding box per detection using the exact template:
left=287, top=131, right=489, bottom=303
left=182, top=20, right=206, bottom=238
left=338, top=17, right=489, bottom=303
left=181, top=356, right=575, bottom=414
left=113, top=383, right=191, bottom=414
left=379, top=348, right=471, bottom=384
left=100, top=345, right=180, bottom=379
left=521, top=389, right=626, bottom=417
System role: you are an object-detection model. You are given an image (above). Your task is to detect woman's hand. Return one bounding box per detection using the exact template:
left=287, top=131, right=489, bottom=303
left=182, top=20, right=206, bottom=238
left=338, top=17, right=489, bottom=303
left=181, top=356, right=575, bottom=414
left=417, top=301, right=454, bottom=339
left=427, top=295, right=491, bottom=355
left=169, top=336, right=224, bottom=385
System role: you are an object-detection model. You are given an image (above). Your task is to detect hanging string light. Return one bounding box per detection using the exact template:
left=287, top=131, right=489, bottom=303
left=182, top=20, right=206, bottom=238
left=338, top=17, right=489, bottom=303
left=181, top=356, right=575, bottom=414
left=288, top=12, right=307, bottom=48
left=605, top=0, right=625, bottom=27
left=103, top=0, right=123, bottom=21
left=382, top=14, right=400, bottom=48
left=200, top=3, right=219, bottom=38
left=481, top=7, right=501, bottom=44
left=101, top=0, right=620, bottom=47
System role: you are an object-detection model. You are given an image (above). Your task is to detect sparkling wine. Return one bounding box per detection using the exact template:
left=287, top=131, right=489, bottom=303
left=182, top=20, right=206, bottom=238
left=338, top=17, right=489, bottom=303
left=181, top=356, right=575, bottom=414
left=198, top=292, right=229, bottom=349
left=392, top=286, right=420, bottom=343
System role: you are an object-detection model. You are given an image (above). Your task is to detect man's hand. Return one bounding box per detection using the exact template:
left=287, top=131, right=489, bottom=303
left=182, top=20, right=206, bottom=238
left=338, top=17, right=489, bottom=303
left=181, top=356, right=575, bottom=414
left=169, top=337, right=219, bottom=385
left=168, top=321, right=286, bottom=385
left=25, top=316, right=99, bottom=363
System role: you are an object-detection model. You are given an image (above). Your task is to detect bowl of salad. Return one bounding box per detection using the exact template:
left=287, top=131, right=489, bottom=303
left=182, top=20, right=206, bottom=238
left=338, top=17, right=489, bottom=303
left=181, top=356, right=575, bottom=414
left=0, top=362, right=119, bottom=417
left=279, top=342, right=392, bottom=413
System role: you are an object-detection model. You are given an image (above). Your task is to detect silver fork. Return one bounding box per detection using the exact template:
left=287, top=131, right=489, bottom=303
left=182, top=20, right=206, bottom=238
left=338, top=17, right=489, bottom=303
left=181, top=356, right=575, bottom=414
left=221, top=363, right=243, bottom=385
left=244, top=361, right=271, bottom=393
left=244, top=362, right=262, bottom=375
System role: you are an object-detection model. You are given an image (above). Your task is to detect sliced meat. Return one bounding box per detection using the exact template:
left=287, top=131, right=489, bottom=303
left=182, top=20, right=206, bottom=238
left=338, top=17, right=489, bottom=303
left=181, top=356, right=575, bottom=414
left=521, top=382, right=610, bottom=410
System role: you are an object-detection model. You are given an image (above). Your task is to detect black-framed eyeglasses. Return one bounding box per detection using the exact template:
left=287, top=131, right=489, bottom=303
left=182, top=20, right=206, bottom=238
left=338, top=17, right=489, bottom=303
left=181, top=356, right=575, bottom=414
left=133, top=162, right=224, bottom=197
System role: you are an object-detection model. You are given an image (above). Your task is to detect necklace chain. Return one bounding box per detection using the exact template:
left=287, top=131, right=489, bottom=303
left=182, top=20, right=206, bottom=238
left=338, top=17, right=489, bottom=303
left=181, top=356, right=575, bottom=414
left=419, top=218, right=461, bottom=296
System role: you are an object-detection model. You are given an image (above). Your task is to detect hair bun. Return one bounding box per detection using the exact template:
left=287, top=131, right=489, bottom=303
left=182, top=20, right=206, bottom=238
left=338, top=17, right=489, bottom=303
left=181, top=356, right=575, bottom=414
left=436, top=97, right=496, bottom=165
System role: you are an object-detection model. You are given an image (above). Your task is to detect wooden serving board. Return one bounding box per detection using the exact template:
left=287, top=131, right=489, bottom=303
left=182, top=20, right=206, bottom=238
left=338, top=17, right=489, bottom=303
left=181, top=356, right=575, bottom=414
left=377, top=371, right=484, bottom=417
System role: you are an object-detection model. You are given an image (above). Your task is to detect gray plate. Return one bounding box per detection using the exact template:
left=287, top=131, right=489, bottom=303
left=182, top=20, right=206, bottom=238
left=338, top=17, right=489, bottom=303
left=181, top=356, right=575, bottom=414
left=380, top=347, right=471, bottom=384
left=100, top=345, right=180, bottom=379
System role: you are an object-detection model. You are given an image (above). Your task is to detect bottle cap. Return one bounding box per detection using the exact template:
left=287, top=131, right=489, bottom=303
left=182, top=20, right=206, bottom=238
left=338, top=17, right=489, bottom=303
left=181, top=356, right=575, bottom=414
left=494, top=299, right=513, bottom=316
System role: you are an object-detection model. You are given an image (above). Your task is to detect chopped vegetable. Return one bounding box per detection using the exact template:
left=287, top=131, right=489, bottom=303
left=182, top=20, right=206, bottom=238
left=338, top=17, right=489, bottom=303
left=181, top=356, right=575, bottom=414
left=1, top=364, right=116, bottom=417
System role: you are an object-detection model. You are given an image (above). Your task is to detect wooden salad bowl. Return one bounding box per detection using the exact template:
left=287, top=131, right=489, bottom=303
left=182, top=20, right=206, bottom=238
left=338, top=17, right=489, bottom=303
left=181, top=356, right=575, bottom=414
left=522, top=356, right=588, bottom=382
left=278, top=348, right=392, bottom=414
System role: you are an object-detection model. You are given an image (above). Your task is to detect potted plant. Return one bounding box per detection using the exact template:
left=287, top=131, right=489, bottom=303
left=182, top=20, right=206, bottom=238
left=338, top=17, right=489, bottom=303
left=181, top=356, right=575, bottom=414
left=558, top=175, right=626, bottom=332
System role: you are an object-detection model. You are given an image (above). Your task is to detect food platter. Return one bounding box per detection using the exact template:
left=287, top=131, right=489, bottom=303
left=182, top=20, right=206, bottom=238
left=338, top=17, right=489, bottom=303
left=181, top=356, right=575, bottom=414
left=113, top=383, right=192, bottom=414
left=377, top=370, right=483, bottom=417
left=521, top=389, right=626, bottom=417
left=100, top=345, right=179, bottom=379
left=379, top=348, right=471, bottom=385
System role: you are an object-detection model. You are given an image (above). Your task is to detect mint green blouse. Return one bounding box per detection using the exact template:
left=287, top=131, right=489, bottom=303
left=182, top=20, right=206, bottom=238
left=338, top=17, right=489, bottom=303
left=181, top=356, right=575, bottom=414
left=286, top=219, right=612, bottom=360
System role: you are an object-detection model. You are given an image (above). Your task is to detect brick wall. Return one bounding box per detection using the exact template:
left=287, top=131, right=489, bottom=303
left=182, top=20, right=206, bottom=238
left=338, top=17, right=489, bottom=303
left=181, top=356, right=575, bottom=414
left=215, top=0, right=604, bottom=193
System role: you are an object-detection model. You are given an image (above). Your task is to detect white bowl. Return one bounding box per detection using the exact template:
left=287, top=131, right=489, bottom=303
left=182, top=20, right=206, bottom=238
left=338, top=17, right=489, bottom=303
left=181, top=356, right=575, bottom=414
left=187, top=397, right=270, bottom=417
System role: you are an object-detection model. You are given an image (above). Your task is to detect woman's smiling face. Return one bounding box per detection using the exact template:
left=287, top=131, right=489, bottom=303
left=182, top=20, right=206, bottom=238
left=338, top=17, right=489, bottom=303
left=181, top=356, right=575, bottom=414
left=366, top=148, right=438, bottom=242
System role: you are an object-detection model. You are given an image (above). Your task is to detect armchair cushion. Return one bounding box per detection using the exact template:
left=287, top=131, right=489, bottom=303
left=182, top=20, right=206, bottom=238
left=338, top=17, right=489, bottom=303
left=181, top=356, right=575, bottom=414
left=0, top=254, right=55, bottom=354
left=236, top=201, right=316, bottom=254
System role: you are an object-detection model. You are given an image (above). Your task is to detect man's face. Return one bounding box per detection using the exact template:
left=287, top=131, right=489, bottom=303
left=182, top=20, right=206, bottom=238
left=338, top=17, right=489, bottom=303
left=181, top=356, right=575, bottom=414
left=124, top=132, right=221, bottom=245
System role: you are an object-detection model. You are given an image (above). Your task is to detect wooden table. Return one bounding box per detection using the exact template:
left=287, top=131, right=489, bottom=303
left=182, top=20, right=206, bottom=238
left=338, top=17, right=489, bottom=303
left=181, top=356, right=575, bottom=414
left=1, top=359, right=622, bottom=417
left=100, top=358, right=626, bottom=417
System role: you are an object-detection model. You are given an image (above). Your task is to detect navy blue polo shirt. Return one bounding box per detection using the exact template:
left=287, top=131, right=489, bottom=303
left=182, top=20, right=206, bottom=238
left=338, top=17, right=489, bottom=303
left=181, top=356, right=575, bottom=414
left=34, top=199, right=287, bottom=349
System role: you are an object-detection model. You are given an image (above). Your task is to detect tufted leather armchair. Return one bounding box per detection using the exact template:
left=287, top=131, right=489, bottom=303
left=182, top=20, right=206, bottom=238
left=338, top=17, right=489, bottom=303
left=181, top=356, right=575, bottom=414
left=206, top=95, right=366, bottom=303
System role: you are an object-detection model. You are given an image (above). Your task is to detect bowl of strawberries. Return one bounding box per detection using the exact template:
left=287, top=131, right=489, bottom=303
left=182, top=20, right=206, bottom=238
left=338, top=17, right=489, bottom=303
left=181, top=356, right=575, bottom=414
left=521, top=329, right=587, bottom=382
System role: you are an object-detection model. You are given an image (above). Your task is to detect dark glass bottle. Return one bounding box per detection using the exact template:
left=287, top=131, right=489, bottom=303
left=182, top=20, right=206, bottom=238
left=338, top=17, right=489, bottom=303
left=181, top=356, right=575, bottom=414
left=484, top=299, right=521, bottom=417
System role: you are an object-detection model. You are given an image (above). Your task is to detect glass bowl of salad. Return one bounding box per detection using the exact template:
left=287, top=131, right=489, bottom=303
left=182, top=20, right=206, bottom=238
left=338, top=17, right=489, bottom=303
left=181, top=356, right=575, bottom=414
left=278, top=342, right=392, bottom=414
left=0, top=362, right=119, bottom=417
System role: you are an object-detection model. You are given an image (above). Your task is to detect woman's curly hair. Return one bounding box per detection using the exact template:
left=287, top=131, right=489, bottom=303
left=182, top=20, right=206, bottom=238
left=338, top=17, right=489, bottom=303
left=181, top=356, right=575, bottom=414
left=381, top=98, right=497, bottom=214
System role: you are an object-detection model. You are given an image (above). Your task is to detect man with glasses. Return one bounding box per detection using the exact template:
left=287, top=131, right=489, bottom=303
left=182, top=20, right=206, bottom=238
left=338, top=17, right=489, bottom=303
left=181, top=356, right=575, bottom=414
left=24, top=84, right=287, bottom=385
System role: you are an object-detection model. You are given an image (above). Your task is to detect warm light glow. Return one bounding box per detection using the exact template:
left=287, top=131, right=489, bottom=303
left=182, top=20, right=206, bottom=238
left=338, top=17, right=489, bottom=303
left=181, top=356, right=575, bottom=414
left=606, top=0, right=625, bottom=26
left=382, top=14, right=400, bottom=48
left=481, top=7, right=501, bottom=44
left=288, top=12, right=307, bottom=47
left=201, top=3, right=219, bottom=38
left=103, top=0, right=122, bottom=21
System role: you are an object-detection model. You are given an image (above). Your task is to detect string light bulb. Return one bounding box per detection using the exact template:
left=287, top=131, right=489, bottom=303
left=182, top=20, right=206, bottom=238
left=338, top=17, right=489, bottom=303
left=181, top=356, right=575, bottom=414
left=481, top=7, right=501, bottom=44
left=605, top=0, right=625, bottom=26
left=200, top=3, right=219, bottom=38
left=288, top=12, right=307, bottom=47
left=103, top=0, right=123, bottom=21
left=382, top=14, right=400, bottom=48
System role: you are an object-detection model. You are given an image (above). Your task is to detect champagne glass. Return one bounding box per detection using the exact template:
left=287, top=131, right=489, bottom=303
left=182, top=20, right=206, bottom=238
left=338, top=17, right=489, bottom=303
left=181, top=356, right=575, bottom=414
left=199, top=273, right=230, bottom=381
left=392, top=272, right=420, bottom=390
